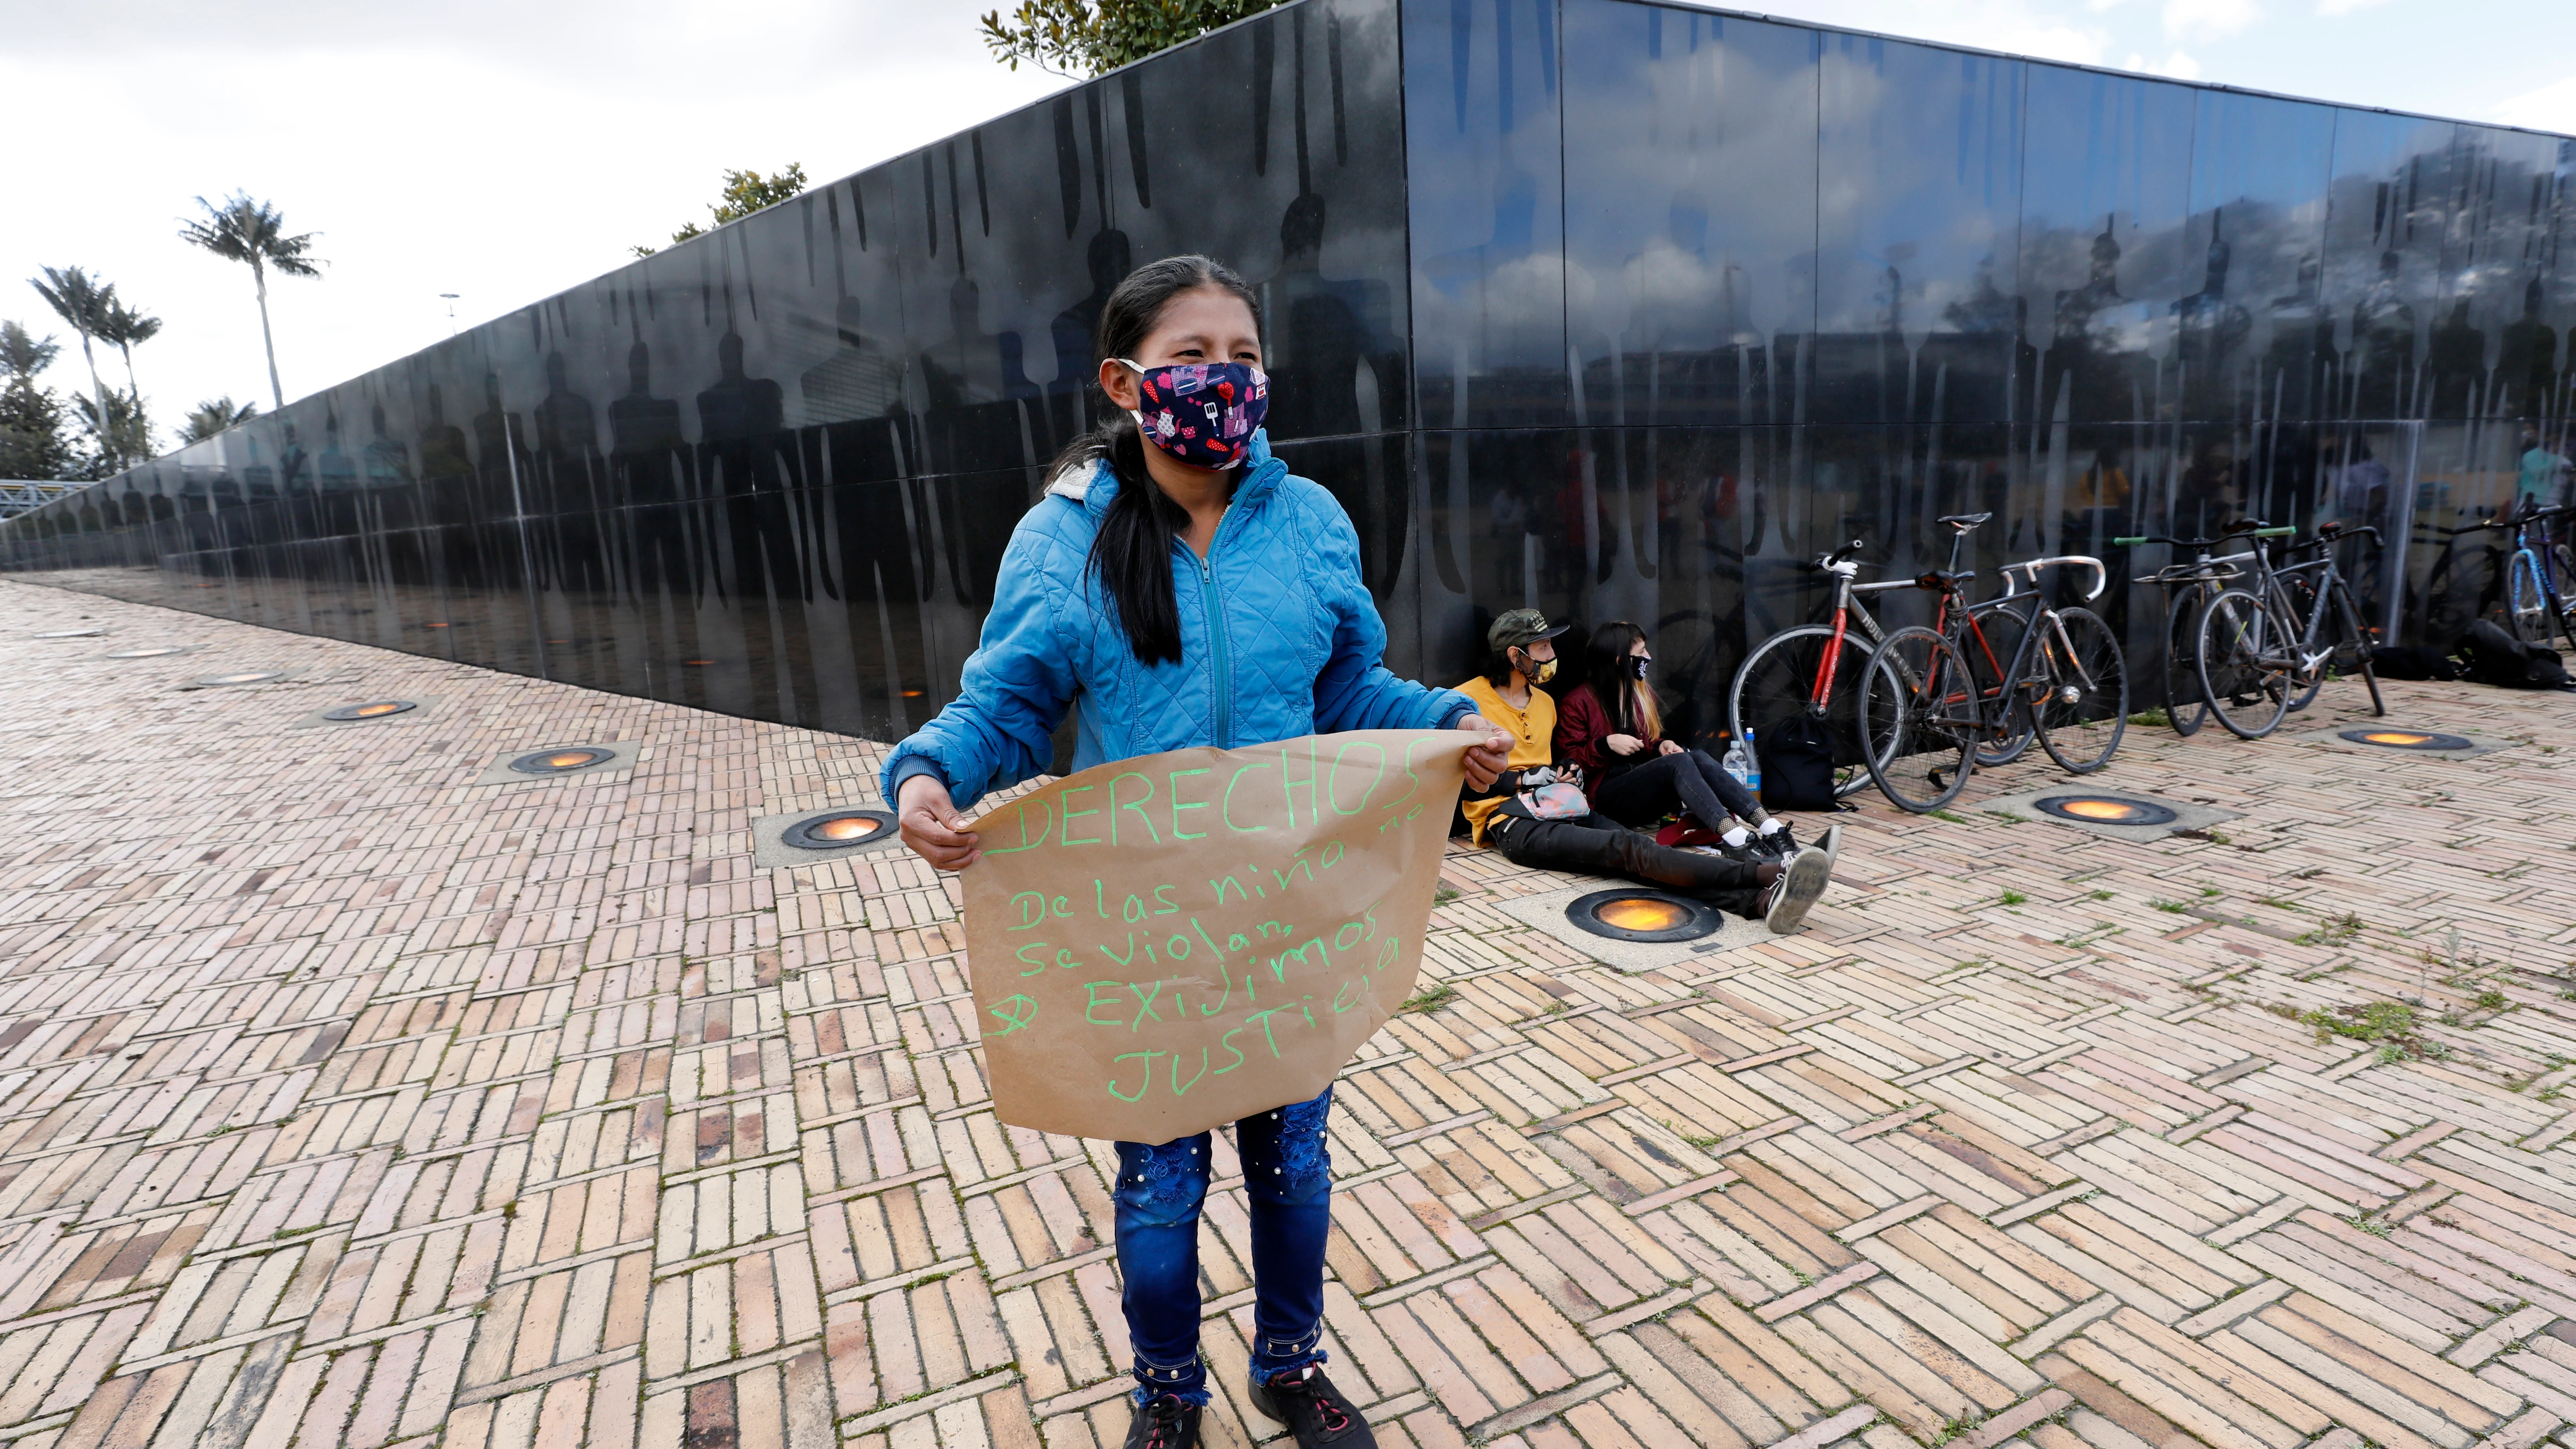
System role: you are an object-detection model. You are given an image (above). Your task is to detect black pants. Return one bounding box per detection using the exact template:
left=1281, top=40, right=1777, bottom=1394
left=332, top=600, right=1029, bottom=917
left=1591, top=749, right=1762, bottom=832
left=1491, top=811, right=1765, bottom=919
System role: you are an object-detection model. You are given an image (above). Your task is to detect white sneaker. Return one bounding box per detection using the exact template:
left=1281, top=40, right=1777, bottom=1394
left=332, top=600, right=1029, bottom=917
left=1762, top=846, right=1831, bottom=935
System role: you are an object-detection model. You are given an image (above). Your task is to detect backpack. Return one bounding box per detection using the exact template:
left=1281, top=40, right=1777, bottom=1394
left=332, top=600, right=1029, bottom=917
left=2456, top=619, right=2571, bottom=690
left=1758, top=713, right=1844, bottom=813
left=2367, top=644, right=2458, bottom=681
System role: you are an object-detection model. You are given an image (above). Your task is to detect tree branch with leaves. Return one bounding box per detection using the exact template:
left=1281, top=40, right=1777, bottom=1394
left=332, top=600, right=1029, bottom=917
left=980, top=0, right=1280, bottom=78
left=633, top=164, right=809, bottom=257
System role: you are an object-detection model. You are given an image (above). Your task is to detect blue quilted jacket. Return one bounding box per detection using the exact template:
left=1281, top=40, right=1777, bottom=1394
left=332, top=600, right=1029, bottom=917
left=879, top=432, right=1472, bottom=811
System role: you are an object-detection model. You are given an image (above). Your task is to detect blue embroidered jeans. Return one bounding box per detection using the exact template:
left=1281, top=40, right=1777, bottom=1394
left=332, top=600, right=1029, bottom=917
left=1113, top=1085, right=1334, bottom=1404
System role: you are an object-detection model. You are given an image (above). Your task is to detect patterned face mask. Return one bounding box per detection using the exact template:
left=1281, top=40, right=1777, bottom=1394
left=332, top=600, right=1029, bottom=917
left=1120, top=359, right=1268, bottom=470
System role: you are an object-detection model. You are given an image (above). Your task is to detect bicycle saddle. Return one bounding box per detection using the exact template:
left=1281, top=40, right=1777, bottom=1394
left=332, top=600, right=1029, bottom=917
left=1938, top=513, right=1992, bottom=531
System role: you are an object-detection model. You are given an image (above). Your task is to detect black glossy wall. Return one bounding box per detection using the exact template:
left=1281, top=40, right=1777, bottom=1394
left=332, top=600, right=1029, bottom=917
left=8, top=0, right=2571, bottom=754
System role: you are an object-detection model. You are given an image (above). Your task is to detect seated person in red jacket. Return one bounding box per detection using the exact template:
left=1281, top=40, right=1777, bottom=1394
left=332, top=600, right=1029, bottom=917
left=1456, top=609, right=1834, bottom=933
left=1556, top=621, right=1800, bottom=863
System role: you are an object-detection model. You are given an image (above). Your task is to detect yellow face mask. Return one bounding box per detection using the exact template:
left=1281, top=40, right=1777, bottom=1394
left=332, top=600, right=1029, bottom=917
left=1515, top=649, right=1558, bottom=685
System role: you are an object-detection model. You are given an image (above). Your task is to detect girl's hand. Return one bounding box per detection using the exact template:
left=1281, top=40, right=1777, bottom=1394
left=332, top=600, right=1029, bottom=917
left=897, top=774, right=981, bottom=870
left=1606, top=733, right=1644, bottom=756
left=1658, top=739, right=1683, bottom=756
left=1456, top=715, right=1512, bottom=792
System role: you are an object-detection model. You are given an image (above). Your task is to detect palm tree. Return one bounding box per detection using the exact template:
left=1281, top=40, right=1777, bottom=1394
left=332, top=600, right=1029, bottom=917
left=178, top=193, right=323, bottom=411
left=99, top=297, right=161, bottom=410
left=27, top=266, right=114, bottom=457
left=179, top=396, right=259, bottom=445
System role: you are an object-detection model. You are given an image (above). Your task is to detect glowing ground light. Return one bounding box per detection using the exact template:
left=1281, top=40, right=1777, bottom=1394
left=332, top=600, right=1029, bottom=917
left=783, top=809, right=899, bottom=850
left=2339, top=728, right=2473, bottom=751
left=508, top=747, right=616, bottom=775
left=33, top=628, right=103, bottom=638
left=2033, top=795, right=2179, bottom=826
left=684, top=660, right=715, bottom=666
left=105, top=646, right=188, bottom=659
left=323, top=700, right=418, bottom=721
left=1566, top=888, right=1722, bottom=943
left=426, top=622, right=452, bottom=629
left=1596, top=897, right=1691, bottom=932
left=197, top=672, right=284, bottom=687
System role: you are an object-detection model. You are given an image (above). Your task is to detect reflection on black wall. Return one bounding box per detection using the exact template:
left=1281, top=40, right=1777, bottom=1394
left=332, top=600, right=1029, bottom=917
left=7, top=0, right=2571, bottom=754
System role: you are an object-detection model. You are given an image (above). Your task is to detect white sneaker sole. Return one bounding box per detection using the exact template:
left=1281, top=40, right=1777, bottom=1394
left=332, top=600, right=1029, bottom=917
left=1765, top=847, right=1830, bottom=934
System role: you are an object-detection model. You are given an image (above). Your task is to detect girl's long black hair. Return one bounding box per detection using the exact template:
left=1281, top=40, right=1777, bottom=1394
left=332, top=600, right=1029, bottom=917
left=1048, top=254, right=1263, bottom=665
left=1585, top=619, right=1662, bottom=743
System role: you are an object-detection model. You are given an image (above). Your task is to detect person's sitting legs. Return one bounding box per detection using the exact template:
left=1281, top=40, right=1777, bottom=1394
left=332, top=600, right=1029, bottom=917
left=1590, top=748, right=1798, bottom=861
left=1490, top=811, right=1834, bottom=933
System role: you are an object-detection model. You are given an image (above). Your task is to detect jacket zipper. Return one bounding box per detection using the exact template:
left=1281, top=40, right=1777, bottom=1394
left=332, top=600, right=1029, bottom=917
left=1196, top=550, right=1233, bottom=748
left=1194, top=499, right=1241, bottom=748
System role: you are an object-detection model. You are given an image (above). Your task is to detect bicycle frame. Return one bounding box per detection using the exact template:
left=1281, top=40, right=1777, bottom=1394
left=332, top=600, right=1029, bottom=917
left=1795, top=542, right=1922, bottom=711
left=1922, top=556, right=2109, bottom=738
left=2236, top=530, right=2374, bottom=679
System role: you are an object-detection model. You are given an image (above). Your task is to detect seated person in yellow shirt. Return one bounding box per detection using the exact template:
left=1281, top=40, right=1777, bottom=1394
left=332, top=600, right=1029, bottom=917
left=1456, top=610, right=1834, bottom=933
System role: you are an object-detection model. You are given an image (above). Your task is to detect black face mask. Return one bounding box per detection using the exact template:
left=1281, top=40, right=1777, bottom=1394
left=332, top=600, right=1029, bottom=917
left=1627, top=654, right=1652, bottom=681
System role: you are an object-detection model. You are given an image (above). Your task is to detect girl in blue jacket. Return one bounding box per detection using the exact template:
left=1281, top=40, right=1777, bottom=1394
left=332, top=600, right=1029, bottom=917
left=883, top=255, right=1508, bottom=1449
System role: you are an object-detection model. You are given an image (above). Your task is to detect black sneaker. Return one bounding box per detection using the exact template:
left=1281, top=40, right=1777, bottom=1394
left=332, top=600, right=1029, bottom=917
left=1761, top=845, right=1830, bottom=935
left=1816, top=822, right=1843, bottom=874
left=1248, top=1366, right=1376, bottom=1447
left=1753, top=822, right=1800, bottom=862
left=1124, top=1393, right=1201, bottom=1449
left=1717, top=833, right=1767, bottom=865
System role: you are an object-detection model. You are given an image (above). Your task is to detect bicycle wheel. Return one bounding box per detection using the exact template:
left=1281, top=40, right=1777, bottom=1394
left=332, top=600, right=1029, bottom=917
left=1860, top=626, right=1974, bottom=813
left=2331, top=583, right=2385, bottom=717
left=2034, top=606, right=2129, bottom=774
left=2195, top=588, right=2293, bottom=739
left=2508, top=551, right=2549, bottom=644
left=1729, top=625, right=1876, bottom=799
left=2163, top=588, right=2209, bottom=736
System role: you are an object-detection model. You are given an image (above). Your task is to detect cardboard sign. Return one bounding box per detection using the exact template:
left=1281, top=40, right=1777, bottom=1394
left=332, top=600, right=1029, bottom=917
left=960, top=730, right=1468, bottom=1143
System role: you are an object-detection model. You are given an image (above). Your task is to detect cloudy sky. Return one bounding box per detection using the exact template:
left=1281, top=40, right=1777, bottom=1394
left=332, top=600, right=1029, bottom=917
left=5, top=0, right=2570, bottom=452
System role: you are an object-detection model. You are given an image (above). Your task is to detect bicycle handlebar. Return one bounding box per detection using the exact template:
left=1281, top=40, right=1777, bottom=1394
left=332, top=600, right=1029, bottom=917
left=1996, top=554, right=2107, bottom=602
left=1807, top=539, right=1867, bottom=571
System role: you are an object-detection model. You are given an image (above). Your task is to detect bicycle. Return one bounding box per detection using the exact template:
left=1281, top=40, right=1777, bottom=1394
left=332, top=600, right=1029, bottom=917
left=2111, top=525, right=2270, bottom=737
left=2501, top=501, right=2576, bottom=648
left=1727, top=537, right=1927, bottom=800
left=1858, top=525, right=2127, bottom=813
left=2192, top=521, right=2387, bottom=739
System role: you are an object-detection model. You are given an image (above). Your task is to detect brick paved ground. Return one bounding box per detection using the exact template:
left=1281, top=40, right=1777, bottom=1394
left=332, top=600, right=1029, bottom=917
left=4, top=574, right=2575, bottom=1449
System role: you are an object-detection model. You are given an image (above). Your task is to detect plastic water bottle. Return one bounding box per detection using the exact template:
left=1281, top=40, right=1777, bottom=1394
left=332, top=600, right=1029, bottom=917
left=1722, top=734, right=1755, bottom=792
left=1743, top=728, right=1762, bottom=795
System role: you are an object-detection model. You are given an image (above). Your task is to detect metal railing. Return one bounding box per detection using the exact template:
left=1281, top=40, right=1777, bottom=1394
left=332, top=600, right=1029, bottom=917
left=0, top=481, right=79, bottom=519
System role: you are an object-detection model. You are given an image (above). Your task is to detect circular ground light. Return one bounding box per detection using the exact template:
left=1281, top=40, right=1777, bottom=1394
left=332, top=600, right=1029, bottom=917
left=1565, top=888, right=1724, bottom=944
left=2338, top=728, right=2473, bottom=751
left=33, top=628, right=104, bottom=638
left=2034, top=795, right=2179, bottom=826
left=782, top=809, right=899, bottom=850
left=189, top=671, right=286, bottom=687
left=104, top=645, right=189, bottom=659
left=509, top=746, right=616, bottom=775
left=324, top=700, right=419, bottom=721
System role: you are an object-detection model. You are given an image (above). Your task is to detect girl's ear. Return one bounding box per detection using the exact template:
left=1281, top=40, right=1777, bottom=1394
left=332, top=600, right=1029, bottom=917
left=1099, top=358, right=1142, bottom=411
